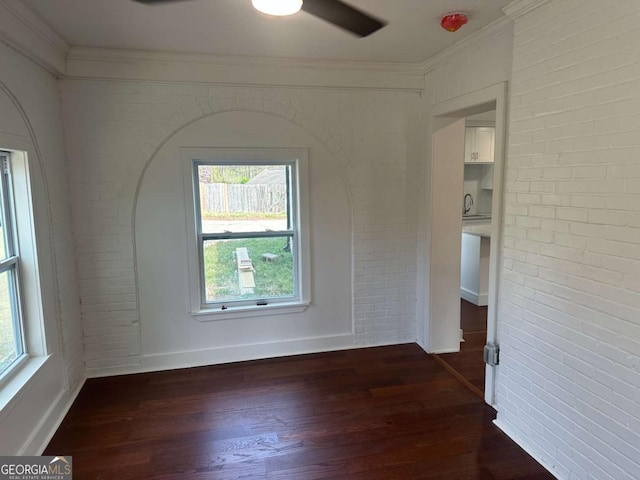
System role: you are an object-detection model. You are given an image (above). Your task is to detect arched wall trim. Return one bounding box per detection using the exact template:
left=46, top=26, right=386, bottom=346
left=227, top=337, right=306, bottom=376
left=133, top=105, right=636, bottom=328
left=126, top=94, right=355, bottom=336
left=121, top=95, right=354, bottom=230
left=0, top=80, right=66, bottom=384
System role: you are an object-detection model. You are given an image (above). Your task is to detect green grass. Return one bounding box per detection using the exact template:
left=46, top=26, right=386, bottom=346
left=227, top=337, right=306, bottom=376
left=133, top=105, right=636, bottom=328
left=203, top=237, right=294, bottom=302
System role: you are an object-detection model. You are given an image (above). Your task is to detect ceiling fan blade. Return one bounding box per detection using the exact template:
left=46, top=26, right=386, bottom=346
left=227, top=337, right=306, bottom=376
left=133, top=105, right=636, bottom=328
left=301, top=0, right=386, bottom=37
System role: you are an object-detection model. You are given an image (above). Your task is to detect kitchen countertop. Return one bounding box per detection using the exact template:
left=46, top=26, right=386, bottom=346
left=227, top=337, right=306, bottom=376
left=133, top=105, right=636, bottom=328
left=462, top=224, right=491, bottom=238
left=462, top=213, right=492, bottom=223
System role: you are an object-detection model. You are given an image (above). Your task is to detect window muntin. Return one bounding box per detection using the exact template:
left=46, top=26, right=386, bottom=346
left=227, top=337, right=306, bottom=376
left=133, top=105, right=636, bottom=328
left=193, top=161, right=299, bottom=308
left=0, top=153, right=25, bottom=377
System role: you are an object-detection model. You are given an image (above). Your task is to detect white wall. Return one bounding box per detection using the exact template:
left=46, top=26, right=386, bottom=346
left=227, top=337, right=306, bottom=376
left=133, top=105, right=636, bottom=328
left=2, top=2, right=638, bottom=474
left=60, top=80, right=421, bottom=375
left=135, top=111, right=352, bottom=368
left=427, top=117, right=466, bottom=352
left=463, top=164, right=492, bottom=215
left=1, top=2, right=638, bottom=476
left=0, top=42, right=82, bottom=454
left=496, top=1, right=640, bottom=478
left=424, top=2, right=640, bottom=477
left=416, top=20, right=514, bottom=348
left=460, top=232, right=490, bottom=306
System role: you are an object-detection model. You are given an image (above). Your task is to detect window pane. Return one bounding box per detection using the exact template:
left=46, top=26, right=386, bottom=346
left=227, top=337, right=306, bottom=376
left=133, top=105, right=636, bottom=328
left=198, top=164, right=290, bottom=233
left=203, top=236, right=295, bottom=304
left=0, top=269, right=20, bottom=374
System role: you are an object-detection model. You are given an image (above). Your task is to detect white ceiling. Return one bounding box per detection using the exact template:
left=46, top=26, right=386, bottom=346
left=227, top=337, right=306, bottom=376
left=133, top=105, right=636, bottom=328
left=22, top=0, right=511, bottom=64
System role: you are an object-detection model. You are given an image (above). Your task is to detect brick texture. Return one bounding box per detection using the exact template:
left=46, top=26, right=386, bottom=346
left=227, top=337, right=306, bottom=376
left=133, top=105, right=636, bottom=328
left=0, top=41, right=83, bottom=454
left=60, top=82, right=421, bottom=369
left=498, top=1, right=640, bottom=478
left=0, top=43, right=83, bottom=393
left=416, top=21, right=514, bottom=347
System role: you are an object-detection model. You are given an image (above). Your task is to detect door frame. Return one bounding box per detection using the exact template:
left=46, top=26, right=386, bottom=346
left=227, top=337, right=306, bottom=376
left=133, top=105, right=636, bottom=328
left=423, top=82, right=508, bottom=406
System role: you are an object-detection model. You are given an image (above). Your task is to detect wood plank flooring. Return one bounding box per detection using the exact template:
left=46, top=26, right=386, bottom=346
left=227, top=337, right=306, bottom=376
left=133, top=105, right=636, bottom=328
left=435, top=300, right=488, bottom=395
left=45, top=344, right=553, bottom=479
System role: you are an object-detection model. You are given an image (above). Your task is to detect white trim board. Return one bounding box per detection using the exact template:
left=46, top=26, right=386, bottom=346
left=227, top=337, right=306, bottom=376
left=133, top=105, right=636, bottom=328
left=86, top=334, right=363, bottom=378
left=460, top=288, right=488, bottom=307
left=420, top=16, right=512, bottom=74
left=24, top=377, right=85, bottom=455
left=428, top=347, right=460, bottom=355
left=425, top=82, right=508, bottom=408
left=65, top=47, right=425, bottom=92
left=0, top=0, right=68, bottom=74
left=494, top=419, right=562, bottom=479
left=503, top=0, right=552, bottom=19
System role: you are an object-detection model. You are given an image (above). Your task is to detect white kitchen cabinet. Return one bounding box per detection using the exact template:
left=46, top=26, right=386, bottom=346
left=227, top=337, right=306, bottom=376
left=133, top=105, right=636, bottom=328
left=464, top=127, right=495, bottom=163
left=460, top=231, right=490, bottom=306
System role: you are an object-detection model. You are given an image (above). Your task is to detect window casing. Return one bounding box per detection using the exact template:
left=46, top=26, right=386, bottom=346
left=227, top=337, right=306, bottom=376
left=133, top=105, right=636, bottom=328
left=184, top=148, right=310, bottom=319
left=0, top=152, right=26, bottom=380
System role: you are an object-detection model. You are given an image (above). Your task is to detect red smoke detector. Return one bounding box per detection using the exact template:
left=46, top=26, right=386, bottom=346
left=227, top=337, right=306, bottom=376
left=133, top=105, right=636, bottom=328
left=440, top=12, right=468, bottom=32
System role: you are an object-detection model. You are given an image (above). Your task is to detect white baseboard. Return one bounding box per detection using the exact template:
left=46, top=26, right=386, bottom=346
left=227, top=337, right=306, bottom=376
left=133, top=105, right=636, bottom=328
left=493, top=418, right=562, bottom=480
left=87, top=333, right=358, bottom=378
left=428, top=347, right=460, bottom=354
left=416, top=338, right=460, bottom=355
left=21, top=377, right=86, bottom=455
left=460, top=288, right=488, bottom=306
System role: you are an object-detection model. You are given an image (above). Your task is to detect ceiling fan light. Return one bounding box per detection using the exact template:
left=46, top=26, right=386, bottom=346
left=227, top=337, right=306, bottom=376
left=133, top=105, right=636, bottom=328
left=252, top=0, right=303, bottom=16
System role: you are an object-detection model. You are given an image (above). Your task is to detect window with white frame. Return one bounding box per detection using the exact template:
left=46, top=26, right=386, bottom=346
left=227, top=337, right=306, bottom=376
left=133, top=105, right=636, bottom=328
left=185, top=149, right=310, bottom=315
left=0, top=151, right=26, bottom=377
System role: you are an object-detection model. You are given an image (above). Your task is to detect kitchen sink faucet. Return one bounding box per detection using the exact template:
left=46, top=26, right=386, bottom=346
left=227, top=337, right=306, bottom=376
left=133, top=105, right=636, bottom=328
left=463, top=193, right=474, bottom=215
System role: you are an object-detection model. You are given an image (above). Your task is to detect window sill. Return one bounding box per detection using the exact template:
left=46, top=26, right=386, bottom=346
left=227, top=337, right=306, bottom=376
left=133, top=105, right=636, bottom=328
left=0, top=355, right=50, bottom=415
left=192, top=301, right=310, bottom=322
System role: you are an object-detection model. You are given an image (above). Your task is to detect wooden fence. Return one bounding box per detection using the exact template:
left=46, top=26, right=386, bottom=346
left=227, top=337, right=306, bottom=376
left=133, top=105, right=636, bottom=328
left=200, top=183, right=287, bottom=214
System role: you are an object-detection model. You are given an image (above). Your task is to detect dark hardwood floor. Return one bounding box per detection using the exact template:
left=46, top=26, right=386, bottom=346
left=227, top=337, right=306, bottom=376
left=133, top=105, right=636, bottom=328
left=434, top=300, right=488, bottom=396
left=45, top=344, right=552, bottom=479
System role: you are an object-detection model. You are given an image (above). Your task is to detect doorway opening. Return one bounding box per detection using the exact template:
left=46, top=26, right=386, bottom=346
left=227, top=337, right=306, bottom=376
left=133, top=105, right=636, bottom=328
left=436, top=109, right=495, bottom=398
left=423, top=83, right=507, bottom=406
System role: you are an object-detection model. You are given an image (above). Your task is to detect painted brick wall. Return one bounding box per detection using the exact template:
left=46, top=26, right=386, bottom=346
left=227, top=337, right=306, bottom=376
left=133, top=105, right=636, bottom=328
left=497, top=1, right=640, bottom=478
left=0, top=41, right=83, bottom=452
left=424, top=21, right=514, bottom=106
left=416, top=21, right=514, bottom=347
left=0, top=43, right=83, bottom=392
left=60, top=81, right=420, bottom=371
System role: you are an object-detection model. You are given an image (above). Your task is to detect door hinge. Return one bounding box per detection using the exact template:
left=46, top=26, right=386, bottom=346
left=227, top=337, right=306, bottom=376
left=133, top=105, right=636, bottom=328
left=483, top=343, right=500, bottom=367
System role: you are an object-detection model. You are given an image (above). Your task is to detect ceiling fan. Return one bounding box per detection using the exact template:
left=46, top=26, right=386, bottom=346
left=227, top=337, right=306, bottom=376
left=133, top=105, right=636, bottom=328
left=132, top=0, right=387, bottom=37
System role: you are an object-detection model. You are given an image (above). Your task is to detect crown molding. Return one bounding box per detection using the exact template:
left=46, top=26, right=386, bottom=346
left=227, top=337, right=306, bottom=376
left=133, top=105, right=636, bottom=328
left=420, top=15, right=513, bottom=74
left=0, top=0, right=68, bottom=75
left=503, top=0, right=552, bottom=19
left=64, top=47, right=425, bottom=91
left=66, top=47, right=426, bottom=74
